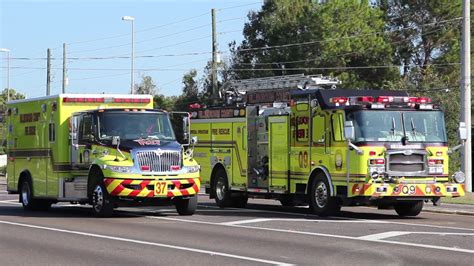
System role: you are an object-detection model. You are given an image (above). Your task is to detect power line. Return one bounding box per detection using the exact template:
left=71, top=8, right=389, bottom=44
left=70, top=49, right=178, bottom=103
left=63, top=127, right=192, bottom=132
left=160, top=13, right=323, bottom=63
left=3, top=63, right=459, bottom=72
left=68, top=11, right=210, bottom=46
left=217, top=1, right=262, bottom=11
left=232, top=17, right=462, bottom=53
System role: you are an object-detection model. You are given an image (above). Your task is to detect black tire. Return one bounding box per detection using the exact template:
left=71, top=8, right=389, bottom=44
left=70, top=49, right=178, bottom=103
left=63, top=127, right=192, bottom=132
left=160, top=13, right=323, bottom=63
left=91, top=181, right=114, bottom=217
left=175, top=196, right=198, bottom=215
left=394, top=201, right=424, bottom=217
left=20, top=178, right=51, bottom=211
left=231, top=195, right=248, bottom=208
left=212, top=168, right=232, bottom=208
left=308, top=174, right=341, bottom=216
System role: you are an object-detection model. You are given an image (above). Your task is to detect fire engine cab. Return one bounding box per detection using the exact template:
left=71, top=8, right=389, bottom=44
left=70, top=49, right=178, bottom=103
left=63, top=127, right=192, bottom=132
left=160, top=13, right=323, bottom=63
left=189, top=74, right=466, bottom=216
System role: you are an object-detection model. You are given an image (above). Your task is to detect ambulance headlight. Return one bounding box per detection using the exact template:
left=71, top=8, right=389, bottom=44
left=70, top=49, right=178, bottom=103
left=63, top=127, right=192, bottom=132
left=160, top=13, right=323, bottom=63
left=452, top=171, right=466, bottom=183
left=107, top=165, right=133, bottom=173
left=183, top=165, right=200, bottom=173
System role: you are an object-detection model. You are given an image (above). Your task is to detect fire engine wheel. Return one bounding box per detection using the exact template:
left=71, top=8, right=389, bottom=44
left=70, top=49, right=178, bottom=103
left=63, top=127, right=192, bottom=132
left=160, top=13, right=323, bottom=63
left=20, top=178, right=51, bottom=211
left=175, top=196, right=198, bottom=215
left=394, top=201, right=424, bottom=217
left=213, top=168, right=232, bottom=208
left=91, top=182, right=114, bottom=217
left=309, top=174, right=340, bottom=216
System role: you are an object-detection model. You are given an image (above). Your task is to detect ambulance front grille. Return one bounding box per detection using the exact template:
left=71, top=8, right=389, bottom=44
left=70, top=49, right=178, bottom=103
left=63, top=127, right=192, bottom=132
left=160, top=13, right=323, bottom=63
left=135, top=150, right=182, bottom=173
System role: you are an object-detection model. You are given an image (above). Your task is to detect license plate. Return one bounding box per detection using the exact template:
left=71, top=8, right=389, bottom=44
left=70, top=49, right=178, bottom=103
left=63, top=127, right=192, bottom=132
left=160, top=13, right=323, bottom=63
left=154, top=181, right=168, bottom=197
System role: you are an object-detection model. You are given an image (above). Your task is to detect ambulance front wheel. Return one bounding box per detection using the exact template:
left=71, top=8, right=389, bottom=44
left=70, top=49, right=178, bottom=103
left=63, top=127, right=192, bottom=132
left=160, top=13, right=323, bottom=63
left=394, top=201, right=423, bottom=217
left=213, top=168, right=232, bottom=208
left=175, top=195, right=198, bottom=215
left=91, top=182, right=114, bottom=217
left=309, top=174, right=341, bottom=216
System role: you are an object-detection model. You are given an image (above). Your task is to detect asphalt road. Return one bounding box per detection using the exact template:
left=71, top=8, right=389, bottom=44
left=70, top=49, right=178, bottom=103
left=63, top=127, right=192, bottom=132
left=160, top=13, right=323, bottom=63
left=1, top=181, right=473, bottom=265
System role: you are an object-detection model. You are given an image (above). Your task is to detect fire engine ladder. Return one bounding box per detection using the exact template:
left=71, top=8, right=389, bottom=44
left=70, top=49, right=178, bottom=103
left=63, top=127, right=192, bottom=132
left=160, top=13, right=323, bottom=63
left=223, top=74, right=341, bottom=94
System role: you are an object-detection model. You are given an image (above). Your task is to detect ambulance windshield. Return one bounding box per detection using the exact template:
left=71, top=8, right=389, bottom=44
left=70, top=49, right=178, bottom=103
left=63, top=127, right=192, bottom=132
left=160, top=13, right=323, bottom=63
left=346, top=110, right=447, bottom=143
left=98, top=112, right=176, bottom=141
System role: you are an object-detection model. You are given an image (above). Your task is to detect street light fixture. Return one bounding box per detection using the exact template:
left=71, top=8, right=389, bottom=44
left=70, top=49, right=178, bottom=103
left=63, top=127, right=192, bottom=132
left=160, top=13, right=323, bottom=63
left=122, top=16, right=135, bottom=94
left=0, top=48, right=10, bottom=102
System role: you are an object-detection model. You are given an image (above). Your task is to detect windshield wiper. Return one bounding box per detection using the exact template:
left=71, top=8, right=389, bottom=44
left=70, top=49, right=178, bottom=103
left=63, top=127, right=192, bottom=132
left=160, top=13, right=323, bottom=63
left=391, top=117, right=396, bottom=135
left=410, top=117, right=417, bottom=136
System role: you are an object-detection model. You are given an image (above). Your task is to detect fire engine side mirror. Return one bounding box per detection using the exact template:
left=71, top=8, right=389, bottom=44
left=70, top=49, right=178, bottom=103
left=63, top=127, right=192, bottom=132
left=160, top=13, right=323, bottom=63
left=344, top=121, right=355, bottom=141
left=458, top=122, right=467, bottom=141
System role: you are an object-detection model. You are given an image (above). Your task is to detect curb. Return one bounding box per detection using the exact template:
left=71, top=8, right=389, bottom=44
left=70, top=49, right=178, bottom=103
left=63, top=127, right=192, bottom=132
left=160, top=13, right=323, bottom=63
left=423, top=208, right=474, bottom=216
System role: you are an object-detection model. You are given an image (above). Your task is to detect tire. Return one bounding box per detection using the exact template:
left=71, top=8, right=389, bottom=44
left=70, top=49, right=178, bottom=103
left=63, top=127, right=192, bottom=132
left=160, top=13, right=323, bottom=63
left=231, top=195, right=248, bottom=208
left=213, top=168, right=232, bottom=208
left=175, top=196, right=198, bottom=215
left=394, top=201, right=424, bottom=217
left=308, top=173, right=341, bottom=216
left=20, top=178, right=51, bottom=211
left=91, top=181, right=114, bottom=217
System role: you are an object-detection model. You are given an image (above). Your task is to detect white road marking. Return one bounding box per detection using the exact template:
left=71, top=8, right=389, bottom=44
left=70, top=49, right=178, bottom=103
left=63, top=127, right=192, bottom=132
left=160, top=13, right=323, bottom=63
left=359, top=231, right=474, bottom=241
left=221, top=218, right=385, bottom=226
left=0, top=220, right=293, bottom=266
left=145, top=216, right=474, bottom=254
left=358, top=231, right=412, bottom=240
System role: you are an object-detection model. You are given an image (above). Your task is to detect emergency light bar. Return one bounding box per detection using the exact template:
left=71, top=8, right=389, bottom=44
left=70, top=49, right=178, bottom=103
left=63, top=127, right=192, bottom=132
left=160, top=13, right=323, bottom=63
left=329, top=96, right=434, bottom=109
left=63, top=97, right=150, bottom=104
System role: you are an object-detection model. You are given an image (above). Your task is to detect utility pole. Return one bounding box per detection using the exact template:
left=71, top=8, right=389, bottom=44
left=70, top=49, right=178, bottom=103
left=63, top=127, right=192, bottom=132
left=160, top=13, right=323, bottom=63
left=461, top=0, right=472, bottom=192
left=46, top=48, right=51, bottom=96
left=62, top=43, right=67, bottom=94
left=211, top=8, right=219, bottom=103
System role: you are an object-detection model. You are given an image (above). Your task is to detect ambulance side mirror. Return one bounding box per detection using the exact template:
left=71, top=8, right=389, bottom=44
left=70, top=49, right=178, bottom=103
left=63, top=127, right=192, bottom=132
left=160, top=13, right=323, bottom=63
left=458, top=122, right=467, bottom=141
left=183, top=116, right=190, bottom=142
left=191, top=136, right=198, bottom=145
left=344, top=121, right=355, bottom=141
left=112, top=136, right=120, bottom=146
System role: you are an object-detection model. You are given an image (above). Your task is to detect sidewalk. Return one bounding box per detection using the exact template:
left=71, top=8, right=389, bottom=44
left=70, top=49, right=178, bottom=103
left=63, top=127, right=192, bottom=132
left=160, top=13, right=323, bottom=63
left=1, top=175, right=473, bottom=215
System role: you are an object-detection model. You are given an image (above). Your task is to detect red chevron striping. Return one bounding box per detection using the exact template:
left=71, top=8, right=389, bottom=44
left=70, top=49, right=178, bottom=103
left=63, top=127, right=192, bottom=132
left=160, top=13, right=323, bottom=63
left=128, top=189, right=141, bottom=197
left=140, top=180, right=150, bottom=189
left=111, top=184, right=125, bottom=195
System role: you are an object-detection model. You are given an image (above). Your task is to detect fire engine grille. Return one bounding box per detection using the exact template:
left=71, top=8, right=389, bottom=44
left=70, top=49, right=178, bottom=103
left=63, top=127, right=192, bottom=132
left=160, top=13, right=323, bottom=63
left=387, top=152, right=425, bottom=174
left=135, top=150, right=182, bottom=173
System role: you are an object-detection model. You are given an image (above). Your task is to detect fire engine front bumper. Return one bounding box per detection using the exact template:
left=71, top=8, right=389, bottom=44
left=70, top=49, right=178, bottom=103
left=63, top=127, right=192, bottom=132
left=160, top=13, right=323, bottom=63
left=349, top=183, right=465, bottom=198
left=103, top=177, right=200, bottom=198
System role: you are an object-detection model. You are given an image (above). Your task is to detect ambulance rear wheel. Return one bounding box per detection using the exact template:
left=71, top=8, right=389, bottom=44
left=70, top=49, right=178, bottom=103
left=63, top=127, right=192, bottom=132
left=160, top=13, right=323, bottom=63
left=213, top=168, right=232, bottom=208
left=394, top=201, right=423, bottom=217
left=175, top=196, right=198, bottom=215
left=20, top=179, right=51, bottom=211
left=309, top=174, right=340, bottom=216
left=91, top=182, right=114, bottom=217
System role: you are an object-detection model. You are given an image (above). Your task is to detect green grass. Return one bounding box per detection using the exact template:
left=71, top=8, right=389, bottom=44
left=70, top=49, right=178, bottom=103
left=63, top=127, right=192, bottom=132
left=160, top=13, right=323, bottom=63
left=441, top=192, right=474, bottom=205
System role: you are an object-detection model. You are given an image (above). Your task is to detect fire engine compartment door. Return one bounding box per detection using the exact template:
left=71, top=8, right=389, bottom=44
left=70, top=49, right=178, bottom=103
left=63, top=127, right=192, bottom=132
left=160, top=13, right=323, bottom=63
left=269, top=116, right=289, bottom=190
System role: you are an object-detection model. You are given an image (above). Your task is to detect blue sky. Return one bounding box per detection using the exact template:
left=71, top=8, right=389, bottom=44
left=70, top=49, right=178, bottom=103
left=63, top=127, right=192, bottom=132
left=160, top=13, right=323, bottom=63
left=0, top=0, right=263, bottom=98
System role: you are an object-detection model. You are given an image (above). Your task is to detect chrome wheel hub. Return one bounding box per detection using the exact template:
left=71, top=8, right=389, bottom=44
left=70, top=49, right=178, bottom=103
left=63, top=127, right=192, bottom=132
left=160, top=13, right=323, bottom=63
left=315, top=181, right=328, bottom=208
left=93, top=185, right=104, bottom=212
left=216, top=177, right=226, bottom=201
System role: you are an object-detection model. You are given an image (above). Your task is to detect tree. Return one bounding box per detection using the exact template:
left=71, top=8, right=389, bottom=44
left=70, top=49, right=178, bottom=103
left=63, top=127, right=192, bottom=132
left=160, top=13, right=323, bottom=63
left=0, top=88, right=25, bottom=154
left=174, top=70, right=200, bottom=111
left=228, top=0, right=398, bottom=88
left=134, top=75, right=157, bottom=95
left=379, top=0, right=462, bottom=77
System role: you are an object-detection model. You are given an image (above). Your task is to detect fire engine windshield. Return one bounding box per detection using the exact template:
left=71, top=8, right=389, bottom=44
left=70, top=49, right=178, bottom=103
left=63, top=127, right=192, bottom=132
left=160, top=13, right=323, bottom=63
left=346, top=110, right=447, bottom=143
left=98, top=112, right=175, bottom=141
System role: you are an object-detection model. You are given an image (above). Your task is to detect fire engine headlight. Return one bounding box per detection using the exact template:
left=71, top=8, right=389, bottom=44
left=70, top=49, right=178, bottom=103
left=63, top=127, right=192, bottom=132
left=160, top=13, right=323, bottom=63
left=452, top=171, right=466, bottom=183
left=107, top=165, right=133, bottom=173
left=183, top=165, right=200, bottom=173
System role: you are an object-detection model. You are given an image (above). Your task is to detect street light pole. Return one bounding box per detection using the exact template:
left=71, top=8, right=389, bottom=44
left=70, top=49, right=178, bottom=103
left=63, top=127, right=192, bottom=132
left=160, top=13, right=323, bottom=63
left=122, top=16, right=135, bottom=94
left=0, top=48, right=10, bottom=102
